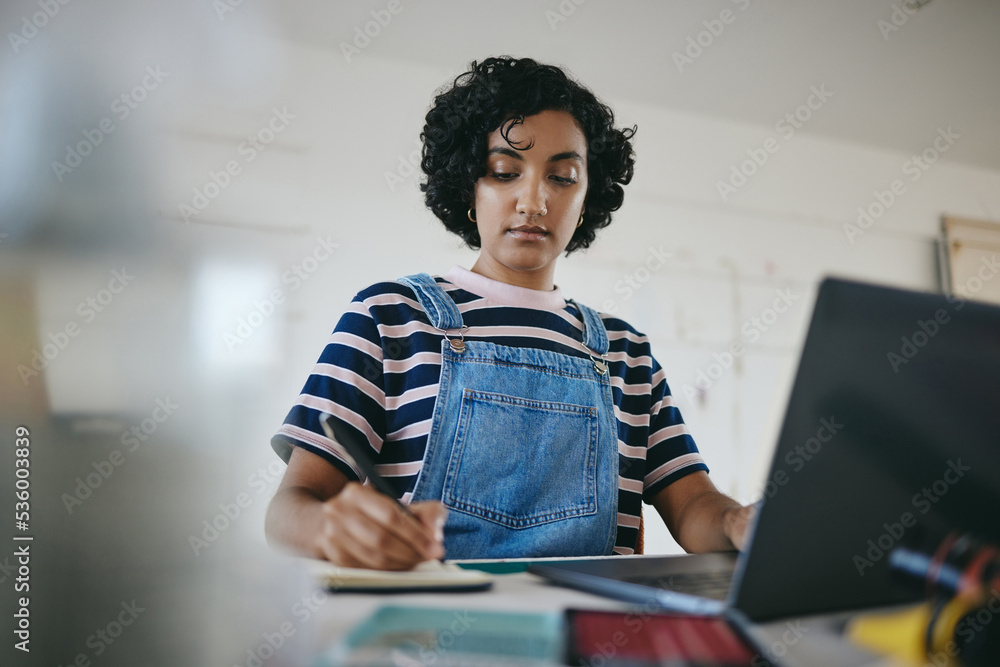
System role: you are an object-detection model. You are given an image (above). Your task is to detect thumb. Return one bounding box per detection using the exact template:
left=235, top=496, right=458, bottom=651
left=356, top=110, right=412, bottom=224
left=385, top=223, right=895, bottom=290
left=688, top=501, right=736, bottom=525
left=411, top=501, right=448, bottom=541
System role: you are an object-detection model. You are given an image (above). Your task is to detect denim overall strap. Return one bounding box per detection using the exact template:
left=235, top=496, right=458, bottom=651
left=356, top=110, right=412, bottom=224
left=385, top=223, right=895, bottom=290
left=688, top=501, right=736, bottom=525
left=571, top=300, right=610, bottom=356
left=403, top=276, right=620, bottom=559
left=397, top=273, right=464, bottom=331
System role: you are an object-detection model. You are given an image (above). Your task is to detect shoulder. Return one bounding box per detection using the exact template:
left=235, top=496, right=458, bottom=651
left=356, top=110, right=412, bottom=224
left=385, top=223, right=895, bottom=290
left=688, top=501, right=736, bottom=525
left=353, top=274, right=459, bottom=301
left=582, top=305, right=654, bottom=356
left=348, top=275, right=472, bottom=329
left=568, top=299, right=645, bottom=335
left=597, top=311, right=648, bottom=338
left=348, top=278, right=437, bottom=319
left=354, top=279, right=420, bottom=302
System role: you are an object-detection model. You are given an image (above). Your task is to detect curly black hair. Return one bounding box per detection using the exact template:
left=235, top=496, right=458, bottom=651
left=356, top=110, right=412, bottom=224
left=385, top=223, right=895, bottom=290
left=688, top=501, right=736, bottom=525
left=420, top=56, right=636, bottom=254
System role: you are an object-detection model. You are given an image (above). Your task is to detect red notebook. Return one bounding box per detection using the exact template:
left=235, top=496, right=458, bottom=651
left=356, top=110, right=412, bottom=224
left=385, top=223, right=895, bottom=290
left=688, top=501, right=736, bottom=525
left=567, top=609, right=760, bottom=666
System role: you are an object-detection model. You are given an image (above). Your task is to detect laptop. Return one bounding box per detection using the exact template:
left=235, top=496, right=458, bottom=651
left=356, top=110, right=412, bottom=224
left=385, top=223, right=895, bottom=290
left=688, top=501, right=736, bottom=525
left=530, top=276, right=1000, bottom=622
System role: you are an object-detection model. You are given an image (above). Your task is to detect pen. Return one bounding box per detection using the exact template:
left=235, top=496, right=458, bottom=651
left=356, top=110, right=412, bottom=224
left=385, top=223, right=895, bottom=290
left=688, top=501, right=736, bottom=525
left=318, top=413, right=417, bottom=519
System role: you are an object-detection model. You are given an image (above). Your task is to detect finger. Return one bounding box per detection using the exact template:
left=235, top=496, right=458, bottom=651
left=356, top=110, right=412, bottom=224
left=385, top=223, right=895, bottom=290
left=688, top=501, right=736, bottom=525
left=411, top=501, right=448, bottom=533
left=312, top=511, right=357, bottom=567
left=355, top=503, right=441, bottom=564
left=317, top=503, right=424, bottom=570
left=326, top=485, right=435, bottom=566
left=314, top=531, right=364, bottom=569
left=343, top=486, right=442, bottom=560
left=313, top=503, right=364, bottom=567
left=333, top=511, right=425, bottom=570
left=734, top=505, right=757, bottom=551
left=410, top=502, right=447, bottom=557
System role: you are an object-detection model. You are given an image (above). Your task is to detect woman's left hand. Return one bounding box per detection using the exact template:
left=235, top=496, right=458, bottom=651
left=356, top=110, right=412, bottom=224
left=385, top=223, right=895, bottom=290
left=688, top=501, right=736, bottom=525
left=653, top=471, right=758, bottom=553
left=722, top=503, right=759, bottom=552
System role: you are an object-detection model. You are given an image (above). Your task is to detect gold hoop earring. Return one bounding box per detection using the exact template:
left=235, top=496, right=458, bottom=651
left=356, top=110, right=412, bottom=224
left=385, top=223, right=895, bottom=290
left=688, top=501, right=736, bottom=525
left=576, top=212, right=584, bottom=228
left=467, top=208, right=476, bottom=223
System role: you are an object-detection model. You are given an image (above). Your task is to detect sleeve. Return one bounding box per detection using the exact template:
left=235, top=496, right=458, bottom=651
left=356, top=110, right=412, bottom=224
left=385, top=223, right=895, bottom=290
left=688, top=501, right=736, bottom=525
left=642, top=357, right=709, bottom=503
left=269, top=294, right=387, bottom=482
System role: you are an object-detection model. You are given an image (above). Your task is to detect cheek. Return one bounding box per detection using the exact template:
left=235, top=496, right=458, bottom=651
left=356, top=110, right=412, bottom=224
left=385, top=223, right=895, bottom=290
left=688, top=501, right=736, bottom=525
left=562, top=189, right=587, bottom=219
left=474, top=184, right=507, bottom=216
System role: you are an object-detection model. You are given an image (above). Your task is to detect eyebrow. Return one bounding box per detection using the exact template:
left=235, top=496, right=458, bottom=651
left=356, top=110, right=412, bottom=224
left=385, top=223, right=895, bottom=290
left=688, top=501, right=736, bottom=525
left=487, top=147, right=585, bottom=163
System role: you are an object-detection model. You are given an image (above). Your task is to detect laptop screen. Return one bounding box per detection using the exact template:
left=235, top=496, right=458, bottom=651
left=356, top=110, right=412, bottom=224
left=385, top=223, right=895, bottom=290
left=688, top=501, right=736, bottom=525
left=732, top=277, right=1000, bottom=620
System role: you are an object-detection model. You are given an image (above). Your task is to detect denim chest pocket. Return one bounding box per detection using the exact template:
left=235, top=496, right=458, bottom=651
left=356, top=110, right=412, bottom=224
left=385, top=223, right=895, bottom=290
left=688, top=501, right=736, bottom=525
left=441, top=389, right=599, bottom=528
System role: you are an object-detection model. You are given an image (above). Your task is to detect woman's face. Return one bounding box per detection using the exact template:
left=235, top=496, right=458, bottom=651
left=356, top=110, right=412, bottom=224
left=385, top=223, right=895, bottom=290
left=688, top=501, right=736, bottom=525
left=471, top=109, right=588, bottom=290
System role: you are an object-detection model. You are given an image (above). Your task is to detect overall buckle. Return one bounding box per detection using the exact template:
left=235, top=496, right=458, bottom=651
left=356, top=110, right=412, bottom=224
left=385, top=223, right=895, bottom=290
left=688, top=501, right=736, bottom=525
left=591, top=353, right=608, bottom=376
left=444, top=326, right=469, bottom=353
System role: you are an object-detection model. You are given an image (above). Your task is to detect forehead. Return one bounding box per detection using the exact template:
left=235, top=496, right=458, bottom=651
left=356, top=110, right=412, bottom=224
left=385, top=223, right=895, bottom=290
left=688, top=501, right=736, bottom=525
left=488, top=109, right=587, bottom=152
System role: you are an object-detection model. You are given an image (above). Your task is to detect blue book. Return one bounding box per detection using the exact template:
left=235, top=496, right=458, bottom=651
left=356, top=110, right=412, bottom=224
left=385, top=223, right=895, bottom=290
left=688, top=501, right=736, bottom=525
left=316, top=605, right=565, bottom=666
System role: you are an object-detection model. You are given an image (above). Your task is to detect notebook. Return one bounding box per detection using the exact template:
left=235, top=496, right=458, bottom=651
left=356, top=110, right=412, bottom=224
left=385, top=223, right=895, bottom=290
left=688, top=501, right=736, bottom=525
left=305, top=558, right=493, bottom=593
left=531, top=276, right=1000, bottom=622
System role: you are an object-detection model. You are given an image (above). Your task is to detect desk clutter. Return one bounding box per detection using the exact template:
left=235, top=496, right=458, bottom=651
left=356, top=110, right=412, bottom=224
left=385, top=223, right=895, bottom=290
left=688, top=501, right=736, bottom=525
left=306, top=531, right=1000, bottom=667
left=315, top=606, right=565, bottom=666
left=848, top=531, right=1000, bottom=666
left=315, top=604, right=762, bottom=666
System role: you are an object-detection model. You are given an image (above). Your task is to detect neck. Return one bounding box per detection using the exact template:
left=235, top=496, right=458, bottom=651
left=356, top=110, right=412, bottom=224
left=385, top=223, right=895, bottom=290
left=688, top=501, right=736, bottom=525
left=470, top=257, right=555, bottom=292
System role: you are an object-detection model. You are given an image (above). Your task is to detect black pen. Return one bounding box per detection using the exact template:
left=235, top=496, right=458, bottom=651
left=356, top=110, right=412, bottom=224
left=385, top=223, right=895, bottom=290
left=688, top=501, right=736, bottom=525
left=318, top=413, right=417, bottom=519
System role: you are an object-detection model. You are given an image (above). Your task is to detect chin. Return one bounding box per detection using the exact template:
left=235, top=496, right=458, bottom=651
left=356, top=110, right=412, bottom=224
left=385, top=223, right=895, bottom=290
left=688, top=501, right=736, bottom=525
left=499, top=255, right=555, bottom=274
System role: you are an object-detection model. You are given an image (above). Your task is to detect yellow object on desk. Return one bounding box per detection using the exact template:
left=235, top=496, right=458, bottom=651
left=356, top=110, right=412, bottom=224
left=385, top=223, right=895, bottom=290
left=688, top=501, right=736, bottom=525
left=847, top=597, right=981, bottom=667
left=847, top=602, right=932, bottom=666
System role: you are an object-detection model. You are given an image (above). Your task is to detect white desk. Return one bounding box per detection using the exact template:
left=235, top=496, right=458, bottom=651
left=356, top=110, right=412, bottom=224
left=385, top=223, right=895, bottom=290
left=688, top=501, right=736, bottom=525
left=309, top=568, right=895, bottom=666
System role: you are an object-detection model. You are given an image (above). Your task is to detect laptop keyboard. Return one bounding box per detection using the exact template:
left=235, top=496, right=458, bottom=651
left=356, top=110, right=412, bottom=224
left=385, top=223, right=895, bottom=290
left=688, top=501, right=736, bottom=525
left=625, top=570, right=733, bottom=600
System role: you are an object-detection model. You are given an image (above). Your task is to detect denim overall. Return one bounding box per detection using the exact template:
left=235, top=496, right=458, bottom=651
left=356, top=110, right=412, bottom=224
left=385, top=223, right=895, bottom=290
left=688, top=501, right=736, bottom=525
left=397, top=273, right=619, bottom=559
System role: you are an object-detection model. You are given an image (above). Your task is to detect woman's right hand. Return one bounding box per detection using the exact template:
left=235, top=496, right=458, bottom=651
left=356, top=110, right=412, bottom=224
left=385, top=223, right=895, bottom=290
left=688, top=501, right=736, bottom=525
left=265, top=447, right=447, bottom=571
left=314, top=482, right=446, bottom=570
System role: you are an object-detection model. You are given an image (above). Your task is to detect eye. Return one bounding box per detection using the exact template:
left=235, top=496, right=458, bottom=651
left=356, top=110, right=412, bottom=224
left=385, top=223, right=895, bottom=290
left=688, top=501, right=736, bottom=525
left=491, top=171, right=518, bottom=181
left=550, top=175, right=577, bottom=185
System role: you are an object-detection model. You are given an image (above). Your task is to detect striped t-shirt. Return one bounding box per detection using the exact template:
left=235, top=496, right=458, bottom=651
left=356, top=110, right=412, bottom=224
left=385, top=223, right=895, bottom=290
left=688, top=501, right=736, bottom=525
left=271, top=266, right=708, bottom=554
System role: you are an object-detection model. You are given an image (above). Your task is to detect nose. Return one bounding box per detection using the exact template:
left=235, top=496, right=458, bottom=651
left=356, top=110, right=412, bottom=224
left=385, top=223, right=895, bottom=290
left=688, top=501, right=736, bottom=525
left=515, top=175, right=547, bottom=217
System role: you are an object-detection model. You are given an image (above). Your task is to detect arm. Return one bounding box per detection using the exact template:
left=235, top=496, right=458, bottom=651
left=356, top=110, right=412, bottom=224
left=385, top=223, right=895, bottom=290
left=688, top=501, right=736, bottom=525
left=651, top=470, right=756, bottom=553
left=266, top=286, right=445, bottom=569
left=265, top=446, right=445, bottom=570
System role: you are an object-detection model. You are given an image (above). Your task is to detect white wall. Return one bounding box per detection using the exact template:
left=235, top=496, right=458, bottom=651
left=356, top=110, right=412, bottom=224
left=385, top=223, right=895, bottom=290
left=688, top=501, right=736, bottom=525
left=141, top=46, right=1000, bottom=553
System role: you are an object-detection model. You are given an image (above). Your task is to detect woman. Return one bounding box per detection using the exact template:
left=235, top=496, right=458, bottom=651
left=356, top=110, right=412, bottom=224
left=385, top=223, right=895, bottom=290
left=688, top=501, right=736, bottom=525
left=265, top=57, right=753, bottom=570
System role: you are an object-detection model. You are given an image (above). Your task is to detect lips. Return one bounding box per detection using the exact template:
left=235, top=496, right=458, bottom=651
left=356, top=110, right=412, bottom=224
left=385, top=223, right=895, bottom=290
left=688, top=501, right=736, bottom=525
left=507, top=225, right=549, bottom=240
